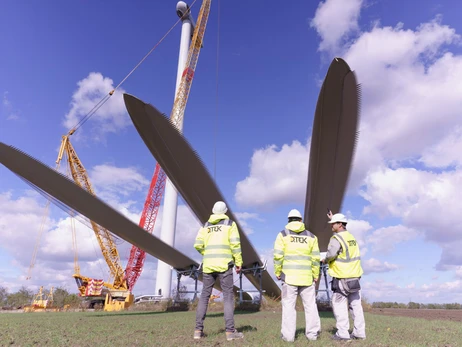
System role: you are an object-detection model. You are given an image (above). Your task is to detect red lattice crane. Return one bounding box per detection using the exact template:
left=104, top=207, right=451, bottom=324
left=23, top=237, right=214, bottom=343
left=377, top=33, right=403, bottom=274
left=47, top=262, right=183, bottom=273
left=124, top=0, right=212, bottom=290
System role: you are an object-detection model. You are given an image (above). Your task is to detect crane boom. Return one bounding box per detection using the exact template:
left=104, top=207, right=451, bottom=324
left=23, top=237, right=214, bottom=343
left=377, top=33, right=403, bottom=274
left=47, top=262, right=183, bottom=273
left=58, top=135, right=128, bottom=291
left=170, top=0, right=211, bottom=129
left=125, top=0, right=212, bottom=290
left=125, top=165, right=166, bottom=289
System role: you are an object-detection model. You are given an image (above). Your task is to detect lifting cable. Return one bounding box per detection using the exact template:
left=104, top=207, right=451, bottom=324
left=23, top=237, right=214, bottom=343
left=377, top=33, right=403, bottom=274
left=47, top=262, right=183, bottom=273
left=69, top=0, right=200, bottom=135
left=213, top=0, right=221, bottom=180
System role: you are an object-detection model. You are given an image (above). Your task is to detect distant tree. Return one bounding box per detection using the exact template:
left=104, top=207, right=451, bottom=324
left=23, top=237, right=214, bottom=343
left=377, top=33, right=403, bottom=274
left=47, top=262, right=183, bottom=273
left=408, top=302, right=420, bottom=309
left=64, top=294, right=82, bottom=308
left=7, top=286, right=34, bottom=308
left=0, top=286, right=8, bottom=306
left=53, top=287, right=70, bottom=308
left=445, top=303, right=461, bottom=310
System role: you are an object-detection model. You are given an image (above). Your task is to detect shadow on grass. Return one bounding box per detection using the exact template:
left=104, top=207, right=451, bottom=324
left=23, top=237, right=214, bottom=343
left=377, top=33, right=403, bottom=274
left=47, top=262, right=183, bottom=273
left=91, top=311, right=170, bottom=317
left=205, top=310, right=258, bottom=318
left=205, top=312, right=224, bottom=318
left=294, top=326, right=337, bottom=340
left=295, top=328, right=306, bottom=338
left=217, top=325, right=258, bottom=333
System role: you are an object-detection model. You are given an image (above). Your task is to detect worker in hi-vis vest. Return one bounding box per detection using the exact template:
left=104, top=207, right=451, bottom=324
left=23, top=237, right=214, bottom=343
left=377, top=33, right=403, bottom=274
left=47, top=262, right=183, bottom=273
left=273, top=209, right=321, bottom=342
left=323, top=211, right=366, bottom=341
left=193, top=201, right=244, bottom=341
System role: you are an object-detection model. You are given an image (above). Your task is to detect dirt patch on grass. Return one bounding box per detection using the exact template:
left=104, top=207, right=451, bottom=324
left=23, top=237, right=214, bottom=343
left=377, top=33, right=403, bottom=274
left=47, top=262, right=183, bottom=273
left=370, top=308, right=462, bottom=322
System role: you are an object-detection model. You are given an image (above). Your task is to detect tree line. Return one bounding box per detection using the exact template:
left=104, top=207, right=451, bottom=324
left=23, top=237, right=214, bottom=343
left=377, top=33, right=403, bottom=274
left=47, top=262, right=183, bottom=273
left=0, top=286, right=81, bottom=309
left=372, top=301, right=462, bottom=309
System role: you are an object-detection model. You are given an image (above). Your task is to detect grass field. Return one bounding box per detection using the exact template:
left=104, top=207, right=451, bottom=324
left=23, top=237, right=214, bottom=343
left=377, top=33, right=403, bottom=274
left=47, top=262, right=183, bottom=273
left=1, top=308, right=461, bottom=346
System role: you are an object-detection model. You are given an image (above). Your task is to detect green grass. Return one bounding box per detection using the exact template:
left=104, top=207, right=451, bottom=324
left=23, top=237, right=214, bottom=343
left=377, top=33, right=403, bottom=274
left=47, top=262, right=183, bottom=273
left=0, top=309, right=461, bottom=346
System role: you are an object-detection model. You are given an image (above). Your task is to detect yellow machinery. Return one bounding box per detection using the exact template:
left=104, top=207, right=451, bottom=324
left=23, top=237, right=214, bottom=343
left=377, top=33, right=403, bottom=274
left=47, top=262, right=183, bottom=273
left=24, top=286, right=58, bottom=312
left=26, top=133, right=133, bottom=311
left=26, top=0, right=211, bottom=311
left=56, top=134, right=134, bottom=311
left=53, top=0, right=211, bottom=311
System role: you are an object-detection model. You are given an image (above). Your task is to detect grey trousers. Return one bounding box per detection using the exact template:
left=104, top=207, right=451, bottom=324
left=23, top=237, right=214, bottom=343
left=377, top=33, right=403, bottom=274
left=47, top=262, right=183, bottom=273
left=281, top=282, right=321, bottom=341
left=332, top=279, right=366, bottom=339
left=195, top=267, right=235, bottom=332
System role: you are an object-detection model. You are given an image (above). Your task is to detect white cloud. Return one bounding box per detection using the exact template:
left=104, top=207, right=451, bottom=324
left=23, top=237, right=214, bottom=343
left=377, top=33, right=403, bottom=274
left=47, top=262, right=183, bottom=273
left=361, top=166, right=462, bottom=268
left=171, top=205, right=202, bottom=261
left=2, top=91, right=20, bottom=121
left=363, top=278, right=462, bottom=303
left=360, top=167, right=434, bottom=217
left=310, top=0, right=364, bottom=53
left=367, top=225, right=421, bottom=253
left=238, top=13, right=462, bottom=216
left=363, top=258, right=399, bottom=274
left=345, top=16, right=461, bottom=183
left=346, top=219, right=372, bottom=250
left=235, top=140, right=310, bottom=208
left=420, top=126, right=462, bottom=168
left=0, top=191, right=54, bottom=265
left=234, top=8, right=462, bottom=281
left=90, top=164, right=150, bottom=197
left=234, top=212, right=264, bottom=235
left=2, top=91, right=10, bottom=107
left=62, top=72, right=129, bottom=140
left=420, top=280, right=462, bottom=297
left=456, top=266, right=462, bottom=279
left=335, top=13, right=462, bottom=269
left=0, top=147, right=204, bottom=294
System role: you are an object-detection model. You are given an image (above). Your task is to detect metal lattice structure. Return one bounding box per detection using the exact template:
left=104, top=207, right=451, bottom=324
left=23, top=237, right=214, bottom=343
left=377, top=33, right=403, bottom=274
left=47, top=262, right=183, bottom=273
left=57, top=136, right=128, bottom=293
left=125, top=0, right=211, bottom=290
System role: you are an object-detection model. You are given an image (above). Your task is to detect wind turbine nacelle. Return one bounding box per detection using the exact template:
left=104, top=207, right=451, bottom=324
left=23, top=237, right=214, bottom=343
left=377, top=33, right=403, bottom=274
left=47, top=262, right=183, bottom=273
left=176, top=1, right=191, bottom=19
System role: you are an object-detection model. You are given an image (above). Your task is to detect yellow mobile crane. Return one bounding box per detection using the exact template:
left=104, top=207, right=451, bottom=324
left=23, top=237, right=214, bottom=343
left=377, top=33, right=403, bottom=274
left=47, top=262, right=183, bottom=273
left=23, top=286, right=58, bottom=312
left=26, top=0, right=212, bottom=311
left=56, top=133, right=133, bottom=311
left=26, top=133, right=132, bottom=311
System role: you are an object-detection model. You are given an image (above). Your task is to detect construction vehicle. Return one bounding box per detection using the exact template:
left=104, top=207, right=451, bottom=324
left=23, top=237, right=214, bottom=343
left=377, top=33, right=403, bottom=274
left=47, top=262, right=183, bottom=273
left=56, top=135, right=133, bottom=311
left=209, top=294, right=220, bottom=302
left=25, top=0, right=211, bottom=309
left=23, top=286, right=58, bottom=312
left=24, top=128, right=133, bottom=312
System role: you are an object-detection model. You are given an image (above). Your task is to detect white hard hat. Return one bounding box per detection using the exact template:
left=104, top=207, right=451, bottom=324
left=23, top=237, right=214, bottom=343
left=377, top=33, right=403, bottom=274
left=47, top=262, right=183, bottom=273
left=212, top=201, right=228, bottom=214
left=328, top=213, right=348, bottom=224
left=288, top=209, right=303, bottom=219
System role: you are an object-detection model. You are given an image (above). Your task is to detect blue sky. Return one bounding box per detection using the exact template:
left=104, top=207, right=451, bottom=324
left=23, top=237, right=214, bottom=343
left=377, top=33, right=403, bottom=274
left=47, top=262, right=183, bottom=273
left=1, top=0, right=462, bottom=304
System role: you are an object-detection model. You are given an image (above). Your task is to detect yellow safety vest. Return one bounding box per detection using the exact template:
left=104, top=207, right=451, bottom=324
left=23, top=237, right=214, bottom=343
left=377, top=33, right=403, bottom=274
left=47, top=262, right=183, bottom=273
left=273, top=222, right=320, bottom=286
left=194, top=215, right=242, bottom=273
left=328, top=231, right=363, bottom=279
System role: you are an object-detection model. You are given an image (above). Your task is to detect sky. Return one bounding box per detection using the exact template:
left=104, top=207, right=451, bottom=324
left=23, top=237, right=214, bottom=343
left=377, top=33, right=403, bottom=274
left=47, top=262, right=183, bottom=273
left=1, top=0, right=462, bottom=304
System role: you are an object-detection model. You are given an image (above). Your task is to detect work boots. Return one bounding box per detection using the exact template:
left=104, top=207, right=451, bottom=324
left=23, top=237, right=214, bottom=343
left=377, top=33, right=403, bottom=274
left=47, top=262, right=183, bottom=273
left=193, top=330, right=205, bottom=340
left=226, top=330, right=244, bottom=341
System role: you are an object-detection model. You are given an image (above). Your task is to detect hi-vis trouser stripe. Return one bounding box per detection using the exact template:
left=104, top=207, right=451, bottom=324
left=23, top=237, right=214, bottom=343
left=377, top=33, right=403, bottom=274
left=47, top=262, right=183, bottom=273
left=334, top=234, right=361, bottom=263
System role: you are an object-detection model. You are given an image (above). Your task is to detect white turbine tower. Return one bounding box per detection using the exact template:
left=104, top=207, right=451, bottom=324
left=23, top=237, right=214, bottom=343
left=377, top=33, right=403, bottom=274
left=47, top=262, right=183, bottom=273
left=155, top=1, right=195, bottom=299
